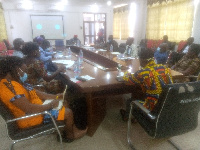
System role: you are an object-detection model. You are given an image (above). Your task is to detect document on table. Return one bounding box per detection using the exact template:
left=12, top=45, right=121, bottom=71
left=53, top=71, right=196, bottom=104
left=111, top=52, right=120, bottom=55
left=52, top=60, right=75, bottom=68
left=70, top=75, right=95, bottom=83
left=42, top=99, right=63, bottom=110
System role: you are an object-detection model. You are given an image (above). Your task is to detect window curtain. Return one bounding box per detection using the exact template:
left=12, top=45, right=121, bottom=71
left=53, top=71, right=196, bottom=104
left=0, top=3, right=7, bottom=41
left=146, top=0, right=194, bottom=42
left=113, top=6, right=130, bottom=40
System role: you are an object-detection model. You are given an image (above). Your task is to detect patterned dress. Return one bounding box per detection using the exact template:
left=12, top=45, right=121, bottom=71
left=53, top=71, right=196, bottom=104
left=173, top=55, right=200, bottom=75
left=26, top=60, right=64, bottom=94
left=123, top=59, right=173, bottom=111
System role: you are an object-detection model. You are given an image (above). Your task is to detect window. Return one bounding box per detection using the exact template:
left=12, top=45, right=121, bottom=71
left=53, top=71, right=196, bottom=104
left=146, top=0, right=194, bottom=42
left=0, top=3, right=7, bottom=41
left=83, top=13, right=106, bottom=45
left=113, top=3, right=136, bottom=40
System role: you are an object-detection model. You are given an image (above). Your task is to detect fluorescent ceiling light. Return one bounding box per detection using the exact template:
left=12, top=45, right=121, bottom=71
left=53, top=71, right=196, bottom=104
left=114, top=4, right=128, bottom=8
left=107, top=1, right=112, bottom=6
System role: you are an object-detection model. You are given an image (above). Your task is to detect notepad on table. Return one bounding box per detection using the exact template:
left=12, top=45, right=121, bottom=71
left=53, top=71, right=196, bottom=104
left=42, top=99, right=63, bottom=110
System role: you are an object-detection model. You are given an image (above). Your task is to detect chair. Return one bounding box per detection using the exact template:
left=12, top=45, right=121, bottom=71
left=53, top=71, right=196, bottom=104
left=127, top=82, right=200, bottom=150
left=55, top=40, right=65, bottom=51
left=0, top=100, right=65, bottom=150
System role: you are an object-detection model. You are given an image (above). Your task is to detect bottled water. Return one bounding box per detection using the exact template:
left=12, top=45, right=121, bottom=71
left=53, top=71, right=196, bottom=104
left=79, top=50, right=83, bottom=65
left=68, top=47, right=72, bottom=59
left=110, top=44, right=113, bottom=52
left=74, top=60, right=81, bottom=78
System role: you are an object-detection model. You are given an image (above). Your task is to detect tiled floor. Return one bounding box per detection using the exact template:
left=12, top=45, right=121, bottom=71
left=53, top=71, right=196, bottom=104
left=0, top=95, right=197, bottom=150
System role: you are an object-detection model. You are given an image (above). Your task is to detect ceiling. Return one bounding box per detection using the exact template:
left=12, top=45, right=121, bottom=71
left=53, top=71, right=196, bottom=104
left=1, top=0, right=131, bottom=7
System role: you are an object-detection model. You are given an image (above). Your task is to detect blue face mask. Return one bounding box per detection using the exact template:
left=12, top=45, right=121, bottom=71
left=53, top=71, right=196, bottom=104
left=20, top=73, right=28, bottom=83
left=19, top=68, right=28, bottom=83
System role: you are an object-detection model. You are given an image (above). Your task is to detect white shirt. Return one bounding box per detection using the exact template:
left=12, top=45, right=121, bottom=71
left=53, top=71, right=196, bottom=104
left=182, top=45, right=189, bottom=54
left=12, top=50, right=24, bottom=58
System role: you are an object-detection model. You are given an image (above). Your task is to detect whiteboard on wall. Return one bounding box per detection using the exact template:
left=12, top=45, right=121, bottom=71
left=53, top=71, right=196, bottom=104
left=30, top=15, right=64, bottom=39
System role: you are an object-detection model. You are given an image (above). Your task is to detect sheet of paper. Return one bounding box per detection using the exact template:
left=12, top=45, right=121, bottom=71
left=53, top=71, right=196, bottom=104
left=81, top=75, right=95, bottom=80
left=42, top=99, right=63, bottom=110
left=97, top=49, right=107, bottom=52
left=111, top=52, right=120, bottom=55
left=52, top=60, right=75, bottom=68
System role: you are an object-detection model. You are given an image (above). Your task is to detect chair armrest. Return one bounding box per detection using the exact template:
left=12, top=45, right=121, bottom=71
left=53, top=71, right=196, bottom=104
left=7, top=111, right=49, bottom=123
left=132, top=101, right=156, bottom=120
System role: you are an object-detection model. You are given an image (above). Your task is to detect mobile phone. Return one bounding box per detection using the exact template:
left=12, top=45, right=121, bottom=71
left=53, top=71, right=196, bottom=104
left=76, top=77, right=87, bottom=82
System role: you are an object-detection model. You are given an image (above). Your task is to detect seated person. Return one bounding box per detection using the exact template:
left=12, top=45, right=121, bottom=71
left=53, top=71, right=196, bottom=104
left=34, top=36, right=53, bottom=70
left=0, top=56, right=87, bottom=142
left=12, top=38, right=25, bottom=58
left=94, top=30, right=105, bottom=49
left=139, top=39, right=147, bottom=49
left=123, top=37, right=138, bottom=58
left=171, top=44, right=200, bottom=76
left=22, top=42, right=66, bottom=94
left=167, top=37, right=194, bottom=67
left=154, top=43, right=169, bottom=64
left=162, top=35, right=172, bottom=48
left=181, top=37, right=194, bottom=54
left=69, top=35, right=81, bottom=46
left=120, top=49, right=173, bottom=121
left=105, top=35, right=118, bottom=52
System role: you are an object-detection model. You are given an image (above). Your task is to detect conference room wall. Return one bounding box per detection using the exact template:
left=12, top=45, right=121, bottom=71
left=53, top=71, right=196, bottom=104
left=2, top=3, right=114, bottom=45
left=192, top=0, right=200, bottom=44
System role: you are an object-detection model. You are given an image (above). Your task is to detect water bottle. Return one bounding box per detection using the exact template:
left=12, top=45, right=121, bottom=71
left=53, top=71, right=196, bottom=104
left=79, top=50, right=83, bottom=65
left=68, top=47, right=72, bottom=59
left=74, top=60, right=81, bottom=78
left=110, top=44, right=113, bottom=52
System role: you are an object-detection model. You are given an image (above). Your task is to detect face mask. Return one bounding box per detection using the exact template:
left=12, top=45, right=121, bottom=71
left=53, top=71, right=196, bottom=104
left=20, top=73, right=28, bottom=83
left=18, top=68, right=28, bottom=83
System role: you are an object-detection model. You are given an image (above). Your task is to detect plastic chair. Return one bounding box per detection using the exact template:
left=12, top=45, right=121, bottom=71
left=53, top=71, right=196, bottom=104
left=127, top=82, right=200, bottom=150
left=0, top=100, right=65, bottom=150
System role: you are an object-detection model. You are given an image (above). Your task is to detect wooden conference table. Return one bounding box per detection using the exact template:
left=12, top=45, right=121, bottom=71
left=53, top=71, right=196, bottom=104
left=54, top=46, right=183, bottom=136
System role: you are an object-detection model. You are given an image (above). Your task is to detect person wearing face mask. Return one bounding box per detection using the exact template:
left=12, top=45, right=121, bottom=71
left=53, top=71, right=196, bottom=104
left=105, top=35, right=118, bottom=52
left=0, top=56, right=88, bottom=142
left=12, top=38, right=25, bottom=58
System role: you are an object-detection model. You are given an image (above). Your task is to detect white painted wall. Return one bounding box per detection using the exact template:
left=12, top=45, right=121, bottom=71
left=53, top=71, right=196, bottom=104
left=2, top=2, right=113, bottom=45
left=113, top=0, right=148, bottom=46
left=192, top=0, right=200, bottom=44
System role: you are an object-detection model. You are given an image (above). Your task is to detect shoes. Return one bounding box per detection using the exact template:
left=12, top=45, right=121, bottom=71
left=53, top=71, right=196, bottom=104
left=57, top=134, right=74, bottom=143
left=120, top=109, right=137, bottom=123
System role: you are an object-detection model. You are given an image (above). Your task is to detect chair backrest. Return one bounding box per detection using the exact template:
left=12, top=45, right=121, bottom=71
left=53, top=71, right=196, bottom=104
left=151, top=81, right=200, bottom=138
left=55, top=40, right=64, bottom=47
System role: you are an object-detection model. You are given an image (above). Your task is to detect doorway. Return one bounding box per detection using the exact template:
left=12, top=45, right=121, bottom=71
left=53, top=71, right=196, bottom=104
left=83, top=13, right=106, bottom=45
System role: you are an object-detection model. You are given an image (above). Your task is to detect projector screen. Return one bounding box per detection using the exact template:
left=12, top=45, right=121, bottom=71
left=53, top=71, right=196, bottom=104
left=31, top=15, right=64, bottom=39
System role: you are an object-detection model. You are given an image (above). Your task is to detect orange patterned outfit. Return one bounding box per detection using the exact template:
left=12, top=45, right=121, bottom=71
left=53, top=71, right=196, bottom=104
left=0, top=79, right=65, bottom=128
left=123, top=60, right=173, bottom=111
